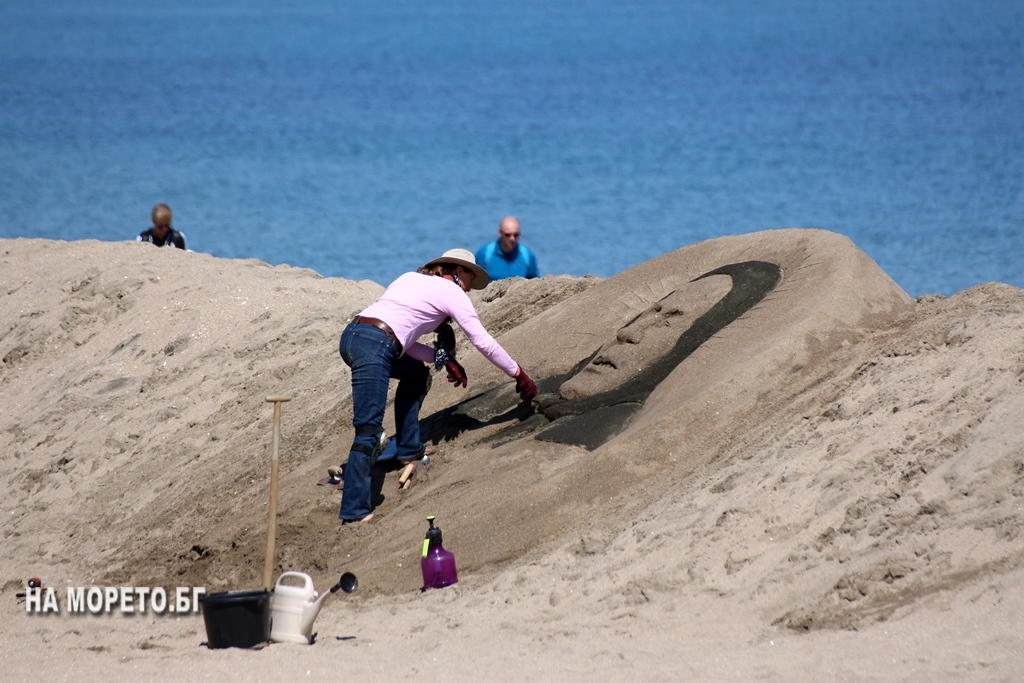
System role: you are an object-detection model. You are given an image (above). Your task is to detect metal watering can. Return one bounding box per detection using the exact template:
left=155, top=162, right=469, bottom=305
left=270, top=571, right=358, bottom=644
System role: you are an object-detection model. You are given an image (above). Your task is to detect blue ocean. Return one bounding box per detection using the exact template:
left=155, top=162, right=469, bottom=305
left=1, top=0, right=1021, bottom=297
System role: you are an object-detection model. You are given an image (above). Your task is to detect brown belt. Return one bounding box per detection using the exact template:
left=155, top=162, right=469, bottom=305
left=353, top=315, right=403, bottom=355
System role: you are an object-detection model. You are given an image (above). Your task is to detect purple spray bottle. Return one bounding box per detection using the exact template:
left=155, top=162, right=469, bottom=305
left=421, top=515, right=458, bottom=590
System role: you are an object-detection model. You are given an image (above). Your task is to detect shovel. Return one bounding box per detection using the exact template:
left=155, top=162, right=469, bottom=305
left=263, top=395, right=292, bottom=591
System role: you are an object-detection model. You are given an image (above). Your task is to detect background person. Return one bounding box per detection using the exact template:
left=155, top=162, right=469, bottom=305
left=475, top=216, right=539, bottom=280
left=137, top=203, right=186, bottom=249
left=337, top=248, right=538, bottom=524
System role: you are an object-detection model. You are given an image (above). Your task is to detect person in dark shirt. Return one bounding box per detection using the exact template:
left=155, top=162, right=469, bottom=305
left=137, top=203, right=186, bottom=249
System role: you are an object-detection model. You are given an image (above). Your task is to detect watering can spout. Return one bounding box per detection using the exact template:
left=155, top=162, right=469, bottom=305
left=300, top=587, right=335, bottom=633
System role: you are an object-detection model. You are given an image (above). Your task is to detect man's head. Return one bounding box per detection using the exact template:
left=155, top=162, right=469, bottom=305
left=498, top=216, right=521, bottom=255
left=151, top=203, right=173, bottom=238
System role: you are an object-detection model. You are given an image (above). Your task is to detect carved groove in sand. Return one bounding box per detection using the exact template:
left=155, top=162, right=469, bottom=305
left=424, top=261, right=782, bottom=450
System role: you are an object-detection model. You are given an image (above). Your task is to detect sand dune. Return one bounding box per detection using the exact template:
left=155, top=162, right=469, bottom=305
left=2, top=230, right=1022, bottom=681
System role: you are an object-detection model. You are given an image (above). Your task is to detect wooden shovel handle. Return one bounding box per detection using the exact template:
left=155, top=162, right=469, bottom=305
left=263, top=396, right=292, bottom=591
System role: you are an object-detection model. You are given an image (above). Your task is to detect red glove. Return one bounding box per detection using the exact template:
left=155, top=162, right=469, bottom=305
left=514, top=365, right=537, bottom=402
left=446, top=360, right=468, bottom=388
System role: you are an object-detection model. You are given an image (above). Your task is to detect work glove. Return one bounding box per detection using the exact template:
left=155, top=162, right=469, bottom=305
left=514, top=365, right=537, bottom=402
left=445, top=359, right=468, bottom=388
left=433, top=320, right=457, bottom=370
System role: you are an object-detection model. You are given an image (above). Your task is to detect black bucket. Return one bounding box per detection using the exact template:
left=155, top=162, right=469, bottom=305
left=200, top=589, right=272, bottom=649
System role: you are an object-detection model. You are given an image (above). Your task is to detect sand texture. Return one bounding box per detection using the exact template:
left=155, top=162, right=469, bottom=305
left=1, top=229, right=1022, bottom=681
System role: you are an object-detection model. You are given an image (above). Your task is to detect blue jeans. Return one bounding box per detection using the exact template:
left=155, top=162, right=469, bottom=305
left=338, top=321, right=429, bottom=520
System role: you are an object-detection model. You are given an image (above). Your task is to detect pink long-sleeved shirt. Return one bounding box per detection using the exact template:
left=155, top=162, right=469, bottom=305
left=359, top=272, right=519, bottom=377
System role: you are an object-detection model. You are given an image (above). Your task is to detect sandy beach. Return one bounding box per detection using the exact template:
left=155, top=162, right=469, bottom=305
left=1, top=229, right=1022, bottom=681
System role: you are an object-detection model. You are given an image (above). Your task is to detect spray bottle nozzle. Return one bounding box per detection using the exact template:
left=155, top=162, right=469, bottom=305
left=422, top=515, right=443, bottom=557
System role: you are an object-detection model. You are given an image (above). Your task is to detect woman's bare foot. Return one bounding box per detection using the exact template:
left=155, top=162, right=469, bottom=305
left=341, top=513, right=374, bottom=525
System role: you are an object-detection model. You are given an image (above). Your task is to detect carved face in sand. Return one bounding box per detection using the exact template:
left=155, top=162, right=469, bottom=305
left=558, top=274, right=733, bottom=401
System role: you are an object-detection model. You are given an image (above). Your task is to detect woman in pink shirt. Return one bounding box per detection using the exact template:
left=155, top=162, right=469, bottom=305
left=338, top=248, right=537, bottom=524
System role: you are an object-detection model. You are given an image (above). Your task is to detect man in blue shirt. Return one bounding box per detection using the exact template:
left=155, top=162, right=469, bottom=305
left=475, top=216, right=539, bottom=280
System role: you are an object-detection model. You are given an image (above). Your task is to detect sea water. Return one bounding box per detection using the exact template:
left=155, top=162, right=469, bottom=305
left=1, top=0, right=1021, bottom=297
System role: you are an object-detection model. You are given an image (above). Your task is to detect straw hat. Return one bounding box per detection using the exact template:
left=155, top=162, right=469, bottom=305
left=421, top=248, right=490, bottom=290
